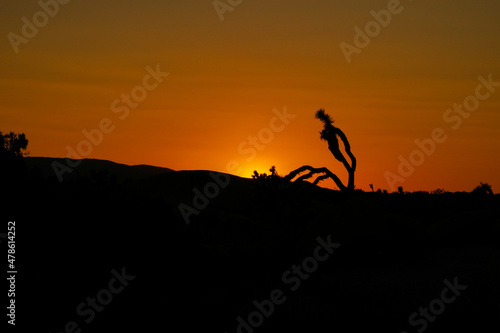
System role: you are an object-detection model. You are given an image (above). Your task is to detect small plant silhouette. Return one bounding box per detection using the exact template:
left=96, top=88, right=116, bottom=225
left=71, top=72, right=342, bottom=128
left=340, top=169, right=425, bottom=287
left=252, top=166, right=283, bottom=188
left=0, top=131, right=28, bottom=157
left=431, top=188, right=446, bottom=195
left=471, top=182, right=493, bottom=195
left=284, top=109, right=357, bottom=191
left=252, top=166, right=280, bottom=180
left=0, top=131, right=29, bottom=183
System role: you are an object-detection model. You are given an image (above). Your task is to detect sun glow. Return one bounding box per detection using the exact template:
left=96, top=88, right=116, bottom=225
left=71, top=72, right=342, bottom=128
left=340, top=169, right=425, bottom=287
left=236, top=161, right=281, bottom=179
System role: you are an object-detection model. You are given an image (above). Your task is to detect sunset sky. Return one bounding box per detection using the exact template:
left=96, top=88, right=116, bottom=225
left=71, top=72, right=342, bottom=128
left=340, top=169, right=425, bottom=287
left=1, top=0, right=499, bottom=192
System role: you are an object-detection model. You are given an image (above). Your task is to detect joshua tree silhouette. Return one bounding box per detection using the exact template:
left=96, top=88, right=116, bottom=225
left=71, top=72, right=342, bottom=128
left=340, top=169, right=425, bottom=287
left=284, top=109, right=357, bottom=191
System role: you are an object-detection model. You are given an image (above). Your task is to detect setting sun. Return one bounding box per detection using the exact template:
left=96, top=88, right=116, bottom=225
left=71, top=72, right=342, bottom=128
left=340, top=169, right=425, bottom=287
left=237, top=160, right=280, bottom=179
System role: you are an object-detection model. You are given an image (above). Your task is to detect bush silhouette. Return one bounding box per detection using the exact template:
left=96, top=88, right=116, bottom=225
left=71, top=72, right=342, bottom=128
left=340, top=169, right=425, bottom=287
left=0, top=131, right=29, bottom=187
left=0, top=131, right=28, bottom=157
left=252, top=166, right=283, bottom=188
left=471, top=182, right=493, bottom=195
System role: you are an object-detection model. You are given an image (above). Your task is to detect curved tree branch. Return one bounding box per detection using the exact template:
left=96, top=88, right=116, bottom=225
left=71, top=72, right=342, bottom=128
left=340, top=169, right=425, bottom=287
left=284, top=165, right=347, bottom=191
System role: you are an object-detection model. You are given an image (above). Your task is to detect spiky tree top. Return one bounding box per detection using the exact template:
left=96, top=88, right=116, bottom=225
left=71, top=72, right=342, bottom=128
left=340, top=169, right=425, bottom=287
left=315, top=109, right=337, bottom=141
left=315, top=109, right=334, bottom=126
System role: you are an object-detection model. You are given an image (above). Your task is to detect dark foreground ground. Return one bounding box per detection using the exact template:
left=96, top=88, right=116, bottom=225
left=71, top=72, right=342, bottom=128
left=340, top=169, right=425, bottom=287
left=2, top=157, right=500, bottom=332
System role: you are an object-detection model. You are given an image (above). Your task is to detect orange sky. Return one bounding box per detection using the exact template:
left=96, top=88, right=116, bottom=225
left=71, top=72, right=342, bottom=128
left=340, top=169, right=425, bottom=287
left=1, top=0, right=499, bottom=192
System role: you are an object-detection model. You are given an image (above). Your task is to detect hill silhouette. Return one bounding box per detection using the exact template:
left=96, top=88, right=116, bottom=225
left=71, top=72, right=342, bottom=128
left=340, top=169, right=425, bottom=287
left=0, top=141, right=496, bottom=333
left=24, top=156, right=173, bottom=183
left=3, top=155, right=499, bottom=332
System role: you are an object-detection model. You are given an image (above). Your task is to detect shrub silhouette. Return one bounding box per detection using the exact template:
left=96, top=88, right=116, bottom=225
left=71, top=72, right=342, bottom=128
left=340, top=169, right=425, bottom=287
left=0, top=131, right=28, bottom=157
left=431, top=188, right=446, bottom=195
left=471, top=182, right=493, bottom=195
left=284, top=109, right=357, bottom=191
left=0, top=131, right=29, bottom=185
left=252, top=166, right=283, bottom=188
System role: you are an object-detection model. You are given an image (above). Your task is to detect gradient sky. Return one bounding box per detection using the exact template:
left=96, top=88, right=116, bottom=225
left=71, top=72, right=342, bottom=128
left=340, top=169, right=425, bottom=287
left=1, top=0, right=499, bottom=192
